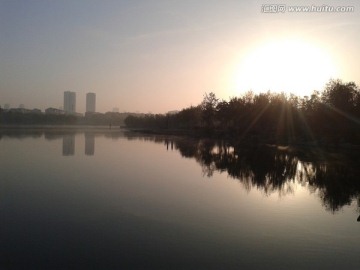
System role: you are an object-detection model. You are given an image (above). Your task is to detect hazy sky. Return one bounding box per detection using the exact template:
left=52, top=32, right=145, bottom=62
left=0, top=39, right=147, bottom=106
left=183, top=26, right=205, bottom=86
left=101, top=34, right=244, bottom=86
left=1, top=0, right=359, bottom=113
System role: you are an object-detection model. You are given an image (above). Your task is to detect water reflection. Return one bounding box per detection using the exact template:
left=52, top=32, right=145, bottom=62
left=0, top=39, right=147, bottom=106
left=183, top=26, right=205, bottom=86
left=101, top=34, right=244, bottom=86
left=165, top=139, right=174, bottom=150
left=123, top=132, right=360, bottom=216
left=62, top=134, right=75, bottom=156
left=85, top=132, right=95, bottom=156
left=1, top=128, right=359, bottom=217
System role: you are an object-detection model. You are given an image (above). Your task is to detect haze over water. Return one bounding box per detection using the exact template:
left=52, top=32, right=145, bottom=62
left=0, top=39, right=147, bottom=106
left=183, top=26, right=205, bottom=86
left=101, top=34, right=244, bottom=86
left=1, top=129, right=359, bottom=269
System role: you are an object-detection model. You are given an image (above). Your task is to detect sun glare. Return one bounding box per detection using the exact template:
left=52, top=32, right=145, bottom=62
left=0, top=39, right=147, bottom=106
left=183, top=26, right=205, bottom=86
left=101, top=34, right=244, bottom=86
left=232, top=38, right=338, bottom=97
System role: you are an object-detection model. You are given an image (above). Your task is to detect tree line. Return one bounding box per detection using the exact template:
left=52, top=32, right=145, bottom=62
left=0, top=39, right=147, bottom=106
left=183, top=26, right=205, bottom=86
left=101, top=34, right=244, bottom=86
left=125, top=79, right=360, bottom=145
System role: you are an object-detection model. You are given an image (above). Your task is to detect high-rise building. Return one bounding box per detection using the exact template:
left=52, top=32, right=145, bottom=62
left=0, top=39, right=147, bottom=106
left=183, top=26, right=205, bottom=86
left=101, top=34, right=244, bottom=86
left=64, top=91, right=76, bottom=113
left=86, top=92, right=96, bottom=113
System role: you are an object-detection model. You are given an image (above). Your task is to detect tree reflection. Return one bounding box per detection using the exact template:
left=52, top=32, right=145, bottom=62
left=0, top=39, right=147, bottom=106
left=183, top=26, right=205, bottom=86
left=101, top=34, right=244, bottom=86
left=125, top=134, right=360, bottom=214
left=305, top=160, right=360, bottom=212
left=196, top=141, right=359, bottom=213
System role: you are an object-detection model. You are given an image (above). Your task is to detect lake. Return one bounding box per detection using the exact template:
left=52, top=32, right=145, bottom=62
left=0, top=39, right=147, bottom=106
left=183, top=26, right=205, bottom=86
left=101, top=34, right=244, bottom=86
left=1, top=128, right=359, bottom=269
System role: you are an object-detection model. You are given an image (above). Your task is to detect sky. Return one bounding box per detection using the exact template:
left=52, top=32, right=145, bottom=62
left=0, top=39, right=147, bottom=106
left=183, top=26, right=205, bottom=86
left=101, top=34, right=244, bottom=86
left=1, top=0, right=360, bottom=113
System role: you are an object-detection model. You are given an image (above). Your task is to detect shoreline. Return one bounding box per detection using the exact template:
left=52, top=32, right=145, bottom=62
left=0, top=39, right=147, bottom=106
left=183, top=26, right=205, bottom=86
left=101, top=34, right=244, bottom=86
left=2, top=125, right=360, bottom=152
left=0, top=124, right=123, bottom=130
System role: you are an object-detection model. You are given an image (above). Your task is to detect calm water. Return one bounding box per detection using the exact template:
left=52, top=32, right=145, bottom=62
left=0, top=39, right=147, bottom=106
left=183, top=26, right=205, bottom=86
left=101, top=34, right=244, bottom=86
left=1, top=128, right=359, bottom=269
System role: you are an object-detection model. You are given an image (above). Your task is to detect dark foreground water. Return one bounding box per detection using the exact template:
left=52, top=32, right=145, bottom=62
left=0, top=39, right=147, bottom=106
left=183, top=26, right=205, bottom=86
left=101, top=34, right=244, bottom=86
left=1, top=128, right=359, bottom=269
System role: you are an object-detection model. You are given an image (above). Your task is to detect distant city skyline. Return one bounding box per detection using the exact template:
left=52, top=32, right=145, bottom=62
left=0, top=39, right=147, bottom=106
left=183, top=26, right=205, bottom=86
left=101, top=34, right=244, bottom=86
left=2, top=91, right=99, bottom=114
left=1, top=0, right=360, bottom=113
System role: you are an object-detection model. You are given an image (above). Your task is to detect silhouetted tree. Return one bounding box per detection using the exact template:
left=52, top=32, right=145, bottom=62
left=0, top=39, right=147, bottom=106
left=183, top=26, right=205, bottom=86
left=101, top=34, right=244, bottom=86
left=322, top=79, right=359, bottom=113
left=201, top=92, right=219, bottom=129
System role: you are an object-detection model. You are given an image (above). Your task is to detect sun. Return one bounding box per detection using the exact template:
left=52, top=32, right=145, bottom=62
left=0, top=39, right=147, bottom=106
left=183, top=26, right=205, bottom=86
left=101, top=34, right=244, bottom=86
left=231, top=38, right=338, bottom=97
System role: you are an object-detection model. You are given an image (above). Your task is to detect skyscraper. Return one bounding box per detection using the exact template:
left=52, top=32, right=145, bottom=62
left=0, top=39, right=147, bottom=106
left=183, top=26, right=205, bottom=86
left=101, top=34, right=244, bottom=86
left=64, top=91, right=76, bottom=114
left=86, top=92, right=96, bottom=113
